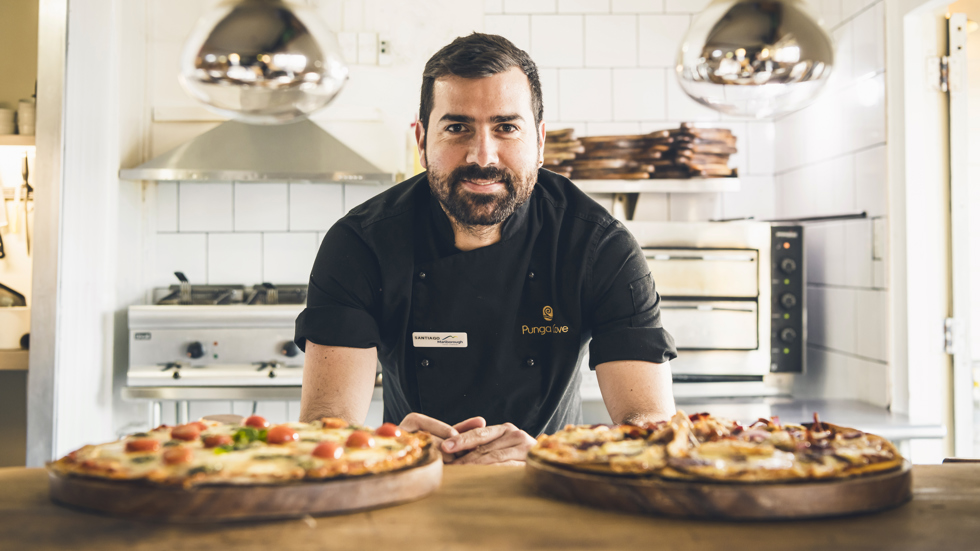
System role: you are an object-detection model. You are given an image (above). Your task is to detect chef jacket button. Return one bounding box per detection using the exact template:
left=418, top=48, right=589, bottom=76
left=526, top=358, right=535, bottom=367
left=527, top=271, right=535, bottom=280
left=420, top=358, right=430, bottom=367
left=418, top=271, right=427, bottom=280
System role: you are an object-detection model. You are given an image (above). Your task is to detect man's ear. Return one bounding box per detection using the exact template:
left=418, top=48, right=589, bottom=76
left=415, top=122, right=427, bottom=169
left=537, top=121, right=546, bottom=166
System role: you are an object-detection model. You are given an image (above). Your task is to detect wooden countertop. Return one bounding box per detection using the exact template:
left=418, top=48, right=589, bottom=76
left=2, top=464, right=979, bottom=550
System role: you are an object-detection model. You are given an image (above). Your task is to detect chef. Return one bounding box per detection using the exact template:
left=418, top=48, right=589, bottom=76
left=295, top=33, right=677, bottom=466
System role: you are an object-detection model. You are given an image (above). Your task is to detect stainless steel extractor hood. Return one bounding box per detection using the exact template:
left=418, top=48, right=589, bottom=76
left=119, top=119, right=395, bottom=183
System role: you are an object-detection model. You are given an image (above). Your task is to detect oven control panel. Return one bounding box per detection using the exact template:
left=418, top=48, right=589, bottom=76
left=770, top=226, right=804, bottom=373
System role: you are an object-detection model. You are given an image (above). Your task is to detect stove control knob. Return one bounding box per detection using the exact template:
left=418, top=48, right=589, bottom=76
left=280, top=341, right=300, bottom=358
left=779, top=293, right=798, bottom=309
left=186, top=341, right=206, bottom=359
left=779, top=258, right=798, bottom=274
left=779, top=328, right=798, bottom=343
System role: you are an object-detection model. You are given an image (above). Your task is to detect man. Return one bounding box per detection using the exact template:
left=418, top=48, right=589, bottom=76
left=296, top=33, right=676, bottom=466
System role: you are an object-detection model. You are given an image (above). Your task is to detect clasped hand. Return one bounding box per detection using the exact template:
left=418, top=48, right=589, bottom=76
left=398, top=413, right=536, bottom=466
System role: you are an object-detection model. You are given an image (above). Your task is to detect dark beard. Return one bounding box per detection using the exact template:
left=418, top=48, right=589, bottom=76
left=428, top=163, right=536, bottom=226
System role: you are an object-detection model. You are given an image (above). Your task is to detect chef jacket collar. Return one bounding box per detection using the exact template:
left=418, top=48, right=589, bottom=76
left=426, top=177, right=534, bottom=249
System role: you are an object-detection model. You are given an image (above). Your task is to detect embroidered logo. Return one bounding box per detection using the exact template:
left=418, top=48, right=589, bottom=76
left=523, top=306, right=569, bottom=336
left=543, top=306, right=553, bottom=321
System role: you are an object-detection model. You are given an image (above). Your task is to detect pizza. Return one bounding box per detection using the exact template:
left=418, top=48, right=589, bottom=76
left=529, top=410, right=904, bottom=483
left=48, top=416, right=431, bottom=488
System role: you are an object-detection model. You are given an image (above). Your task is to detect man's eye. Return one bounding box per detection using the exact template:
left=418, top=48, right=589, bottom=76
left=446, top=124, right=466, bottom=133
left=498, top=124, right=518, bottom=133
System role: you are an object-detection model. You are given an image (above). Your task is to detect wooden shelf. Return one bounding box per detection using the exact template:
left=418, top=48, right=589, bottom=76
left=0, top=135, right=35, bottom=147
left=573, top=178, right=740, bottom=194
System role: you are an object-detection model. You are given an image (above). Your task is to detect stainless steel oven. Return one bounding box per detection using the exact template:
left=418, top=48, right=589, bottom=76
left=624, top=221, right=805, bottom=387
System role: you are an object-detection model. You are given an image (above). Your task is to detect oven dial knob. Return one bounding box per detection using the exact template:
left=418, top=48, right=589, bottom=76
left=280, top=341, right=300, bottom=358
left=186, top=341, right=206, bottom=359
left=779, top=258, right=798, bottom=274
left=779, top=328, right=798, bottom=343
left=779, top=293, right=798, bottom=309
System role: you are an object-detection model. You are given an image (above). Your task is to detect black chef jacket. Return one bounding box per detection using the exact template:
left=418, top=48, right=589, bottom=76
left=295, top=169, right=676, bottom=436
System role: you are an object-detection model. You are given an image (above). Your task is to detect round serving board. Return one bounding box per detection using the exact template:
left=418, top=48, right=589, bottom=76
left=525, top=456, right=912, bottom=520
left=48, top=447, right=442, bottom=522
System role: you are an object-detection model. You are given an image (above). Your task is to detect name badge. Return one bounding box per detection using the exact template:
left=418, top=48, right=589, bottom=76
left=412, top=332, right=468, bottom=348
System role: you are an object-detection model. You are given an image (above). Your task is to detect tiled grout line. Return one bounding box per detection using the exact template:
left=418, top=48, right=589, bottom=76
left=828, top=0, right=883, bottom=33
left=772, top=141, right=886, bottom=178
left=807, top=342, right=889, bottom=366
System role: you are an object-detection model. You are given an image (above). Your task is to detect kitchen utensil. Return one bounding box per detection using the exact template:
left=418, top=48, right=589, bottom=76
left=179, top=0, right=348, bottom=125
left=48, top=445, right=442, bottom=522
left=676, top=0, right=834, bottom=118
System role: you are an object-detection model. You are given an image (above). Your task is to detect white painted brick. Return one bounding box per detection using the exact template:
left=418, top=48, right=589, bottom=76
left=315, top=0, right=344, bottom=33
left=290, top=183, right=345, bottom=232
left=855, top=288, right=887, bottom=362
left=746, top=122, right=775, bottom=176
left=855, top=145, right=887, bottom=218
left=585, top=121, right=641, bottom=135
left=873, top=260, right=886, bottom=289
left=668, top=193, right=720, bottom=221
left=484, top=15, right=531, bottom=54
left=848, top=74, right=887, bottom=152
left=823, top=286, right=858, bottom=355
left=234, top=183, right=288, bottom=232
left=179, top=182, right=233, bottom=232
left=531, top=15, right=584, bottom=67
left=665, top=74, right=720, bottom=122
left=343, top=0, right=364, bottom=30
left=721, top=175, right=775, bottom=220
left=815, top=0, right=843, bottom=29
left=558, top=69, right=612, bottom=121
left=504, top=0, right=557, bottom=14
left=156, top=182, right=178, bottom=232
left=842, top=219, right=873, bottom=288
left=612, top=68, right=666, bottom=121
left=638, top=14, right=689, bottom=67
left=263, top=233, right=319, bottom=284
left=631, top=192, right=669, bottom=221
left=539, top=68, right=560, bottom=123
left=558, top=0, right=609, bottom=13
left=827, top=19, right=854, bottom=92
left=852, top=2, right=884, bottom=79
left=208, top=233, right=262, bottom=285
left=664, top=0, right=710, bottom=14
left=154, top=233, right=207, bottom=288
left=611, top=0, right=664, bottom=14
left=585, top=15, right=637, bottom=67
left=345, top=184, right=385, bottom=213
left=485, top=0, right=504, bottom=14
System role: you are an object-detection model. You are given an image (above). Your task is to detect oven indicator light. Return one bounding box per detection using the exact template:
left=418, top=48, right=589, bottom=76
left=213, top=341, right=218, bottom=346
left=782, top=242, right=790, bottom=249
left=783, top=348, right=790, bottom=354
left=784, top=278, right=790, bottom=284
left=784, top=313, right=790, bottom=319
left=213, top=354, right=218, bottom=359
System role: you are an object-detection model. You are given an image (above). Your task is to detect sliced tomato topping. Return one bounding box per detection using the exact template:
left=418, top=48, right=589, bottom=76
left=202, top=434, right=233, bottom=448
left=188, top=421, right=208, bottom=431
left=312, top=441, right=344, bottom=459
left=320, top=417, right=348, bottom=429
left=126, top=438, right=160, bottom=453
left=163, top=446, right=193, bottom=465
left=375, top=423, right=402, bottom=438
left=171, top=424, right=202, bottom=441
left=266, top=425, right=299, bottom=445
left=346, top=431, right=375, bottom=449
left=244, top=415, right=270, bottom=428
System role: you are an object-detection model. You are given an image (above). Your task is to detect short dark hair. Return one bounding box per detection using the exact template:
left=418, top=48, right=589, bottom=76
left=419, top=33, right=543, bottom=133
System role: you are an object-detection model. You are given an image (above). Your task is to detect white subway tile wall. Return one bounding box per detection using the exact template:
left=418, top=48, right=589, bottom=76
left=289, top=183, right=345, bottom=231
left=775, top=1, right=890, bottom=406
left=234, top=183, right=289, bottom=232
left=207, top=233, right=263, bottom=285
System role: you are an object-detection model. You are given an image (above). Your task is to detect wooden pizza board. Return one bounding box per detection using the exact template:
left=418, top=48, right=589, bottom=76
left=525, top=455, right=912, bottom=520
left=47, top=446, right=442, bottom=523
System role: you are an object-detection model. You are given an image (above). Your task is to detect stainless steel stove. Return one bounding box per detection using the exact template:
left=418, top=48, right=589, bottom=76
left=127, top=274, right=307, bottom=388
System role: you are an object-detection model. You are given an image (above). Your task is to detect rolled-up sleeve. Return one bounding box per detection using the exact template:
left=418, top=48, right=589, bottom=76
left=586, top=221, right=677, bottom=368
left=294, top=222, right=382, bottom=351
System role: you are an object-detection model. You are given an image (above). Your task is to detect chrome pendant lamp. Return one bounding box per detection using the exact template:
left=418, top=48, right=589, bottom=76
left=179, top=0, right=349, bottom=125
left=676, top=0, right=834, bottom=118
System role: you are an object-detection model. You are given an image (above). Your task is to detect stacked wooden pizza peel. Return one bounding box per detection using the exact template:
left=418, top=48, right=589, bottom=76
left=543, top=123, right=737, bottom=180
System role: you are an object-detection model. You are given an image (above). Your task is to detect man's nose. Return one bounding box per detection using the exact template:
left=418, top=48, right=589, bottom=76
left=466, top=128, right=499, bottom=167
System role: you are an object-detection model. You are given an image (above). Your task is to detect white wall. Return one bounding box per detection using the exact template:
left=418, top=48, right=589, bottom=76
left=773, top=1, right=892, bottom=408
